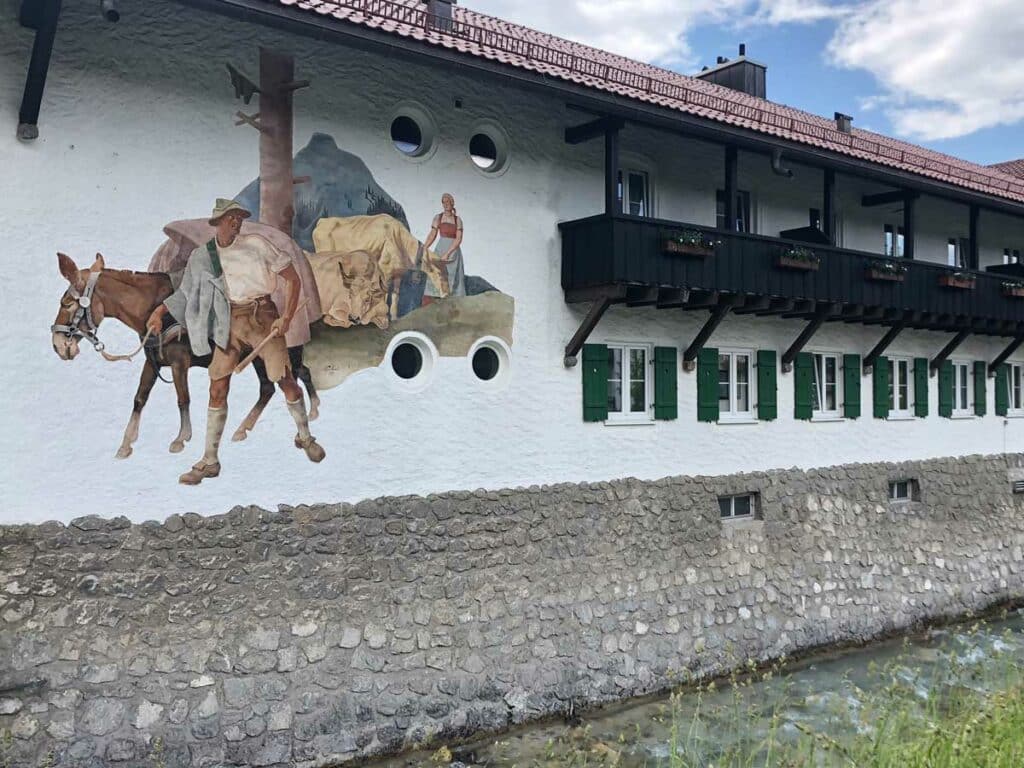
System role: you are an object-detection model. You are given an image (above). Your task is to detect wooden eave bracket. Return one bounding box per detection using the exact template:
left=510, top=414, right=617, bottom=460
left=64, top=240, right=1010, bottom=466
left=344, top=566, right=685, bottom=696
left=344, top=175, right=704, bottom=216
left=562, top=286, right=625, bottom=367
left=781, top=303, right=832, bottom=372
left=863, top=318, right=909, bottom=373
left=929, top=327, right=970, bottom=375
left=989, top=332, right=1024, bottom=376
left=682, top=295, right=739, bottom=371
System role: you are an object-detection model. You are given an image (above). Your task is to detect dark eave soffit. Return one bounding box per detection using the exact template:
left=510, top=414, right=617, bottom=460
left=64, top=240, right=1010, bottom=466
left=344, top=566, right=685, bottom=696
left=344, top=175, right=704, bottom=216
left=167, top=0, right=1024, bottom=218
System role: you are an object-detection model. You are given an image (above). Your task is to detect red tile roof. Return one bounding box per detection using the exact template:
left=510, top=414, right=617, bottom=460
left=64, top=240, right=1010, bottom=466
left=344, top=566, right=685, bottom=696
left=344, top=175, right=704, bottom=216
left=990, top=159, right=1024, bottom=180
left=276, top=0, right=1024, bottom=206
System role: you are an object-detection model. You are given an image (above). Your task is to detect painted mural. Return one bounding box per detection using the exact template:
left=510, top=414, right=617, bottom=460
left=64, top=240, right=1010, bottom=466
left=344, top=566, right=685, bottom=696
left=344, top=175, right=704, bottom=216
left=50, top=48, right=514, bottom=487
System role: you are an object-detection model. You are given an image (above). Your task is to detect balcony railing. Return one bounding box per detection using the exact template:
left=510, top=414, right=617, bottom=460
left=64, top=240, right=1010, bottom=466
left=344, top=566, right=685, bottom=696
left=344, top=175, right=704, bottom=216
left=560, top=214, right=1024, bottom=334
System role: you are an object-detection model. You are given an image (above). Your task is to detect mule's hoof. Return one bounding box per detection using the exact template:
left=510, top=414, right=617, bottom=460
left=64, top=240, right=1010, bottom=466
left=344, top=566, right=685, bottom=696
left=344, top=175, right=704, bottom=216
left=115, top=446, right=133, bottom=459
left=169, top=441, right=185, bottom=454
left=294, top=435, right=326, bottom=463
left=231, top=429, right=248, bottom=443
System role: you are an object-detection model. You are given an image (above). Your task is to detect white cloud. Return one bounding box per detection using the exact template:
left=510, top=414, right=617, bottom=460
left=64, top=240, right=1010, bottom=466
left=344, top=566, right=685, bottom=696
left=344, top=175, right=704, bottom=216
left=826, top=0, right=1024, bottom=140
left=751, top=0, right=851, bottom=25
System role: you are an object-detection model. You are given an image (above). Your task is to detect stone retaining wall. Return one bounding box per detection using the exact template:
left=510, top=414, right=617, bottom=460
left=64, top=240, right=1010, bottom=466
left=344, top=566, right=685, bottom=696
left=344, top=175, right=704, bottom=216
left=2, top=454, right=1023, bottom=767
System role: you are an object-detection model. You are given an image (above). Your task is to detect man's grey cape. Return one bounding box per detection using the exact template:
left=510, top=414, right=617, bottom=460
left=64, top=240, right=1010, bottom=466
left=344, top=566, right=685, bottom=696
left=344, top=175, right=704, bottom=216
left=162, top=243, right=231, bottom=357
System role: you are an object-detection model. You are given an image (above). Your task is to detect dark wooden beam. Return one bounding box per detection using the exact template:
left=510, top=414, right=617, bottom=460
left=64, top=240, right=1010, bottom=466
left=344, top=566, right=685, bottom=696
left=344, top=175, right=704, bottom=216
left=755, top=298, right=795, bottom=316
left=625, top=285, right=659, bottom=306
left=605, top=124, right=620, bottom=216
left=864, top=323, right=906, bottom=372
left=781, top=303, right=832, bottom=371
left=929, top=330, right=971, bottom=374
left=564, top=285, right=627, bottom=304
left=655, top=287, right=688, bottom=309
left=733, top=296, right=771, bottom=315
left=862, top=190, right=919, bottom=207
left=904, top=194, right=916, bottom=260
left=969, top=204, right=980, bottom=270
left=680, top=290, right=720, bottom=310
left=565, top=116, right=626, bottom=145
left=850, top=306, right=885, bottom=324
left=780, top=299, right=817, bottom=319
left=17, top=0, right=62, bottom=140
left=990, top=334, right=1024, bottom=376
left=683, top=298, right=735, bottom=369
left=564, top=290, right=620, bottom=367
left=823, top=168, right=836, bottom=245
left=724, top=146, right=738, bottom=232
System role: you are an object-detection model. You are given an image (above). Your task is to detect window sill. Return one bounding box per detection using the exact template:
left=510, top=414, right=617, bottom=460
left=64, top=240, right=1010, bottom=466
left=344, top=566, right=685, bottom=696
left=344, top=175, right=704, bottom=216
left=811, top=414, right=844, bottom=423
left=1006, top=413, right=1024, bottom=419
left=886, top=414, right=917, bottom=421
left=718, top=415, right=758, bottom=425
left=950, top=413, right=975, bottom=420
left=604, top=417, right=655, bottom=427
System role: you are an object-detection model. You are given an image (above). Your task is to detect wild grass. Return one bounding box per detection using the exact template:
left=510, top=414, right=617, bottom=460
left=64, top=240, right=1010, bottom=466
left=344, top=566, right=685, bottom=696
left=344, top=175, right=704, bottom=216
left=511, top=616, right=1024, bottom=768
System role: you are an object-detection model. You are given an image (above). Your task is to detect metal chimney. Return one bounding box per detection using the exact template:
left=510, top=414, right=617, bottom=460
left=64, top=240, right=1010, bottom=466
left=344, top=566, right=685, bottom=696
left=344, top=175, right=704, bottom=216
left=697, top=44, right=767, bottom=99
left=834, top=112, right=853, bottom=134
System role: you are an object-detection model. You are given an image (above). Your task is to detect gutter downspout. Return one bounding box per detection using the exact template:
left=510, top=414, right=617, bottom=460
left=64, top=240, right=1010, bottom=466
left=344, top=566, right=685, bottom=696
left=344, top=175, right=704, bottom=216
left=771, top=148, right=794, bottom=178
left=18, top=0, right=63, bottom=141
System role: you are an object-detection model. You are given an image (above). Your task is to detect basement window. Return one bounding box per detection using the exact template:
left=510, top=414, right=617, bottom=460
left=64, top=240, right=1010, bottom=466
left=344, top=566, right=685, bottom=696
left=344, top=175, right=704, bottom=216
left=719, top=493, right=758, bottom=520
left=889, top=479, right=920, bottom=503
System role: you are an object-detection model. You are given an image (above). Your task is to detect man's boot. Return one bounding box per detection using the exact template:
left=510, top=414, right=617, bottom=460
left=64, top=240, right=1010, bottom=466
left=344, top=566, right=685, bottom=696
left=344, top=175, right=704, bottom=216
left=287, top=398, right=326, bottom=463
left=179, top=407, right=227, bottom=485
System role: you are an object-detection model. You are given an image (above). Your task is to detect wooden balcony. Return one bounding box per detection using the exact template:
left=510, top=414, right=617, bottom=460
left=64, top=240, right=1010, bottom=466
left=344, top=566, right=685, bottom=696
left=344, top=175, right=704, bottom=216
left=560, top=213, right=1024, bottom=336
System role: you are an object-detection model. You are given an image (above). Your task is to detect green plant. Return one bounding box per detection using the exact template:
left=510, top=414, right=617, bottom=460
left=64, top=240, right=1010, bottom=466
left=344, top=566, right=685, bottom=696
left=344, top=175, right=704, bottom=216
left=780, top=245, right=820, bottom=265
left=1002, top=280, right=1024, bottom=291
left=869, top=260, right=908, bottom=275
left=665, top=229, right=720, bottom=249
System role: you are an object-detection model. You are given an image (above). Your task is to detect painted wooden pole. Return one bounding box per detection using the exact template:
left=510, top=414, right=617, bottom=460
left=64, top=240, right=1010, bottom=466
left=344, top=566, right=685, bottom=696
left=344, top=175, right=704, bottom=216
left=259, top=48, right=295, bottom=236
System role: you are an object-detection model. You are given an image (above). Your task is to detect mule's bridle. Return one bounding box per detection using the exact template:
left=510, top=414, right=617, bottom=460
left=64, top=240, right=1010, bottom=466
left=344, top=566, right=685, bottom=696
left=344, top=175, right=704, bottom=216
left=51, top=270, right=105, bottom=352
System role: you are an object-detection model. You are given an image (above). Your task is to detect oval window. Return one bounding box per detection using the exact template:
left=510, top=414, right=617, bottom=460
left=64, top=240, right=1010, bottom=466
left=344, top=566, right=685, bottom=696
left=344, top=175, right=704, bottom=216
left=469, top=132, right=498, bottom=170
left=391, top=115, right=424, bottom=156
left=472, top=346, right=500, bottom=381
left=391, top=342, right=424, bottom=380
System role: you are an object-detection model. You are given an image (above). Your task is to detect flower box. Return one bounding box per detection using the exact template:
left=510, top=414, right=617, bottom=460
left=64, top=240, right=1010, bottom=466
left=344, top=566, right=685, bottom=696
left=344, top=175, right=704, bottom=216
left=662, top=230, right=718, bottom=258
left=776, top=248, right=820, bottom=271
left=1002, top=283, right=1024, bottom=298
left=938, top=273, right=976, bottom=290
left=865, top=263, right=907, bottom=282
left=663, top=239, right=714, bottom=258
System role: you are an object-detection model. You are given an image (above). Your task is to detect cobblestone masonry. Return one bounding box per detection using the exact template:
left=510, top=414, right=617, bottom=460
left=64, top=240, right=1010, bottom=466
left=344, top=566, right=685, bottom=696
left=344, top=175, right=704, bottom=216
left=2, top=454, right=1024, bottom=767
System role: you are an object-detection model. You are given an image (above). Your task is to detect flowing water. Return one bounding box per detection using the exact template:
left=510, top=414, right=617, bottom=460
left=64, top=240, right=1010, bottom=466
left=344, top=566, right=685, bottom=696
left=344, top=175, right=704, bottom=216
left=377, top=608, right=1024, bottom=767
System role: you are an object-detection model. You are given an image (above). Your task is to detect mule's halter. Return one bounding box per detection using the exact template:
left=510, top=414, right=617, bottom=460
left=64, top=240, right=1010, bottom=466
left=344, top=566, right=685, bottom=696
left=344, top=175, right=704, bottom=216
left=51, top=270, right=105, bottom=352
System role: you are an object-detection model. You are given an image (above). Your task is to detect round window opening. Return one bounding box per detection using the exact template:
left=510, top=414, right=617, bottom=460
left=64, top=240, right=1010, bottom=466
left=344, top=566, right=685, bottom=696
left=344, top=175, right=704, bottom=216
left=391, top=115, right=423, bottom=156
left=391, top=342, right=424, bottom=380
left=472, top=346, right=501, bottom=381
left=469, top=132, right=499, bottom=170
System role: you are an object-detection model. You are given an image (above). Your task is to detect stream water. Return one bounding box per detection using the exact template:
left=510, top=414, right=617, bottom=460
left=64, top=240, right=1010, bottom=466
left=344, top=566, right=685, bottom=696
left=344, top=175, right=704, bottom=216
left=377, top=608, right=1024, bottom=767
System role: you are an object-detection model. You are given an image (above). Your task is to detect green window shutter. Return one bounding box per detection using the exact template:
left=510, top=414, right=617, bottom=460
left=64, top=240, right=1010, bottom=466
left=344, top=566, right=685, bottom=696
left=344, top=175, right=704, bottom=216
left=937, top=360, right=953, bottom=418
left=697, top=347, right=719, bottom=423
left=843, top=354, right=861, bottom=419
left=873, top=356, right=890, bottom=419
left=581, top=344, right=609, bottom=422
left=794, top=352, right=814, bottom=421
left=756, top=350, right=777, bottom=421
left=996, top=363, right=1010, bottom=416
left=973, top=361, right=987, bottom=416
left=653, top=346, right=678, bottom=421
left=914, top=357, right=930, bottom=418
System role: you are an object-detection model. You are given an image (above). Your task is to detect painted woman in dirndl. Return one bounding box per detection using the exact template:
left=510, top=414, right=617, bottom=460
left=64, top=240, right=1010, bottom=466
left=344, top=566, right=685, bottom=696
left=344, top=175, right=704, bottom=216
left=423, top=192, right=465, bottom=298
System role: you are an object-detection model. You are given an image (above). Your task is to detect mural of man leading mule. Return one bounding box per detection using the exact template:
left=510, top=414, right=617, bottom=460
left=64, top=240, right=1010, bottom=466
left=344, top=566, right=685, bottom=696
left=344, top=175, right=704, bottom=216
left=146, top=198, right=326, bottom=485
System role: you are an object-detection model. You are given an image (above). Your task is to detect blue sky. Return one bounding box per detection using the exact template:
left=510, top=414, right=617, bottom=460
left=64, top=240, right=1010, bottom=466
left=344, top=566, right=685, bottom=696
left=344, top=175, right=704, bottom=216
left=476, top=0, right=1024, bottom=168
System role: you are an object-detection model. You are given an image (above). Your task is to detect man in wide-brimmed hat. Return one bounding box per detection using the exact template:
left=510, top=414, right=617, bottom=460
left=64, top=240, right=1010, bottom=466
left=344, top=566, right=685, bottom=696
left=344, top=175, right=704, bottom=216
left=147, top=198, right=325, bottom=485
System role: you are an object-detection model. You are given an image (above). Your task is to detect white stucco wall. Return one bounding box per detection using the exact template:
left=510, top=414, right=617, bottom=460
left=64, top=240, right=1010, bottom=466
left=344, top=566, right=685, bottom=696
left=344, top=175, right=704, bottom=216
left=1, top=0, right=1022, bottom=523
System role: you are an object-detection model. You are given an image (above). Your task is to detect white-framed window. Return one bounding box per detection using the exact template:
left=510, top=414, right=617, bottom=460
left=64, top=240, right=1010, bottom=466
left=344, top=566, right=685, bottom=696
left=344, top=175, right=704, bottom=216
left=888, top=357, right=915, bottom=417
left=947, top=237, right=970, bottom=268
left=811, top=352, right=841, bottom=418
left=718, top=349, right=755, bottom=421
left=618, top=169, right=651, bottom=217
left=952, top=360, right=972, bottom=416
left=716, top=189, right=753, bottom=233
left=1010, top=363, right=1024, bottom=415
left=889, top=479, right=919, bottom=502
left=718, top=493, right=757, bottom=520
left=606, top=343, right=653, bottom=423
left=884, top=224, right=905, bottom=258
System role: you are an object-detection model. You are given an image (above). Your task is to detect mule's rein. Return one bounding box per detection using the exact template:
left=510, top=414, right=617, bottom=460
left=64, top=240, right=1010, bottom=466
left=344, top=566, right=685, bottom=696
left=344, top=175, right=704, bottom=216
left=51, top=271, right=176, bottom=363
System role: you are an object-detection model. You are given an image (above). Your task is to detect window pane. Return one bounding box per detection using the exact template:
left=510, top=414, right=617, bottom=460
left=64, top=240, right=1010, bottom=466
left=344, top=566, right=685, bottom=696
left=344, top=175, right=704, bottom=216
left=812, top=355, right=822, bottom=412
left=628, top=172, right=648, bottom=217
left=607, top=348, right=622, bottom=413
left=718, top=498, right=731, bottom=518
left=948, top=240, right=957, bottom=267
left=733, top=495, right=751, bottom=517
left=629, top=348, right=646, bottom=413
left=898, top=361, right=909, bottom=410
left=718, top=354, right=731, bottom=413
left=888, top=359, right=895, bottom=409
left=885, top=227, right=894, bottom=257
left=735, top=355, right=749, bottom=412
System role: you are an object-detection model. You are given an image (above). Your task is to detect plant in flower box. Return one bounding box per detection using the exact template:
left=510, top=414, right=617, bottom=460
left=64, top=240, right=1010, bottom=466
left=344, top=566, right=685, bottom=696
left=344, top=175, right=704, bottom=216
left=938, top=271, right=976, bottom=289
left=1002, top=280, right=1024, bottom=298
left=866, top=259, right=908, bottom=282
left=662, top=229, right=720, bottom=257
left=776, top=245, right=820, bottom=271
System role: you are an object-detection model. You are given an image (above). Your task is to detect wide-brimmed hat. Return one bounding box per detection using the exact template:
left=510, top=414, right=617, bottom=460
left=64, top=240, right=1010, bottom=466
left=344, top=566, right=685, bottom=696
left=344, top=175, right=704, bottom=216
left=208, top=198, right=252, bottom=225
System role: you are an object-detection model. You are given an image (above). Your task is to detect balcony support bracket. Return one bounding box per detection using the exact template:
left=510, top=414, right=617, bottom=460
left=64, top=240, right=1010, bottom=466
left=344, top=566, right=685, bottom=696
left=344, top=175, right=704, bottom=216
left=781, top=303, right=832, bottom=372
left=989, top=333, right=1024, bottom=377
left=563, top=288, right=622, bottom=367
left=682, top=297, right=736, bottom=371
left=863, top=322, right=906, bottom=373
left=930, top=329, right=971, bottom=375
